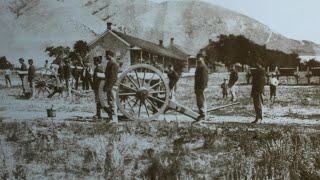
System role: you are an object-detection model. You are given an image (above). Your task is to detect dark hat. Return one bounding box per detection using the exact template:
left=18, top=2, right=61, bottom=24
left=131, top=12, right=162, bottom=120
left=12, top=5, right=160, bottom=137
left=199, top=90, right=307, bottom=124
left=19, top=58, right=24, bottom=62
left=93, top=56, right=102, bottom=63
left=105, top=50, right=114, bottom=58
left=28, top=59, right=33, bottom=62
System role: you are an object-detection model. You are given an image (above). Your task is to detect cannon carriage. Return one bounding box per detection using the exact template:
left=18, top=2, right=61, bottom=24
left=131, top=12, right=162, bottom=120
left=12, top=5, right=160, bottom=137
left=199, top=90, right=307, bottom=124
left=98, top=64, right=238, bottom=121
left=18, top=65, right=84, bottom=97
left=98, top=64, right=198, bottom=121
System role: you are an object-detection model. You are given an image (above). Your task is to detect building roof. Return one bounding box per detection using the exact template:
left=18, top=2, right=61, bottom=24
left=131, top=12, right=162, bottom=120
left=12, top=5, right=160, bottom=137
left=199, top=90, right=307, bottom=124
left=166, top=43, right=191, bottom=59
left=89, top=30, right=187, bottom=61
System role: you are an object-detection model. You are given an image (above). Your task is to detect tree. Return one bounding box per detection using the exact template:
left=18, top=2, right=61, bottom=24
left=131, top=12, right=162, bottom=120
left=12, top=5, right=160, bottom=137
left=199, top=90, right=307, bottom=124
left=0, top=56, right=13, bottom=69
left=73, top=40, right=89, bottom=58
left=203, top=34, right=300, bottom=69
left=45, top=46, right=70, bottom=64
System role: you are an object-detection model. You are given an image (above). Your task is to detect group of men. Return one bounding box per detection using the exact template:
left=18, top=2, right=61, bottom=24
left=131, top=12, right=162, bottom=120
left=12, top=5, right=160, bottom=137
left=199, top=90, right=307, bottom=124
left=18, top=58, right=35, bottom=97
left=194, top=56, right=267, bottom=123
left=92, top=50, right=119, bottom=121
left=14, top=50, right=269, bottom=123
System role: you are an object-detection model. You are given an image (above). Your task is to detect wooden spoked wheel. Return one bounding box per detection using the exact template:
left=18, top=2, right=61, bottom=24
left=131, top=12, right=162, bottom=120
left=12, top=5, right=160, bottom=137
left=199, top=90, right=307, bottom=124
left=34, top=71, right=58, bottom=95
left=99, top=64, right=170, bottom=121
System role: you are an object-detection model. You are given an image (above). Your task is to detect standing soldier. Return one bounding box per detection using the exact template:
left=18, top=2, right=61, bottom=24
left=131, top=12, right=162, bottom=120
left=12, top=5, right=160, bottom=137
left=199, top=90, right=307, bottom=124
left=221, top=78, right=228, bottom=99
left=4, top=68, right=12, bottom=88
left=228, top=66, right=238, bottom=102
left=104, top=50, right=119, bottom=121
left=58, top=62, right=64, bottom=83
left=251, top=61, right=266, bottom=123
left=64, top=60, right=71, bottom=93
left=269, top=73, right=279, bottom=102
left=82, top=63, right=92, bottom=91
left=92, top=56, right=104, bottom=119
left=18, top=58, right=27, bottom=93
left=44, top=60, right=49, bottom=74
left=72, top=63, right=80, bottom=90
left=28, top=59, right=36, bottom=96
left=166, top=64, right=180, bottom=98
left=194, top=56, right=209, bottom=120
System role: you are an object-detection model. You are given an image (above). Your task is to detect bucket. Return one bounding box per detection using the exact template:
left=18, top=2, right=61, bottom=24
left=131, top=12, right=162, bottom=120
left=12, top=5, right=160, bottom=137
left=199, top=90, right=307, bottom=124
left=47, top=108, right=56, bottom=117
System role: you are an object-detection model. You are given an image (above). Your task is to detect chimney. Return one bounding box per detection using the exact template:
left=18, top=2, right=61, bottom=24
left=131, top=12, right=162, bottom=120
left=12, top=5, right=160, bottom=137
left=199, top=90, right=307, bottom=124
left=107, top=22, right=112, bottom=30
left=170, top=37, right=174, bottom=45
left=159, top=40, right=163, bottom=47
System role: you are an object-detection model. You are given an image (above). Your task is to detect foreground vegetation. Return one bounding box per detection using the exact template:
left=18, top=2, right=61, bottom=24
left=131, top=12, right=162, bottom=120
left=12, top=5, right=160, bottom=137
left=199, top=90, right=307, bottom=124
left=1, top=120, right=320, bottom=179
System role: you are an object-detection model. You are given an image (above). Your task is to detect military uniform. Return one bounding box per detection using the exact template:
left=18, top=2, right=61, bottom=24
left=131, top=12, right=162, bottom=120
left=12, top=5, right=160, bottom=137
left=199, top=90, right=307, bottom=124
left=58, top=64, right=64, bottom=83
left=194, top=63, right=208, bottom=118
left=104, top=59, right=119, bottom=119
left=221, top=81, right=228, bottom=98
left=92, top=63, right=104, bottom=118
left=64, top=62, right=71, bottom=90
left=251, top=67, right=266, bottom=121
left=72, top=65, right=80, bottom=90
left=228, top=69, right=238, bottom=102
left=269, top=76, right=278, bottom=101
left=82, top=66, right=92, bottom=90
left=19, top=61, right=27, bottom=92
left=167, top=69, right=180, bottom=90
left=28, top=64, right=35, bottom=88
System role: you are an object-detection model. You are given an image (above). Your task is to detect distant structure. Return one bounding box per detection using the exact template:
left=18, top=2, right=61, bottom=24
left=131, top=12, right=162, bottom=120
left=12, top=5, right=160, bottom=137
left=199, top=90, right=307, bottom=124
left=299, top=55, right=320, bottom=62
left=199, top=39, right=226, bottom=72
left=89, top=22, right=193, bottom=72
left=166, top=37, right=196, bottom=70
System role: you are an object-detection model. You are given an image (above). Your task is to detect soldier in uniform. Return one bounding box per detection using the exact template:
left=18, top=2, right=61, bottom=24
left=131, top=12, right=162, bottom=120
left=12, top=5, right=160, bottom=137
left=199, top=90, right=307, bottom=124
left=82, top=63, right=92, bottom=91
left=72, top=63, right=80, bottom=90
left=269, top=73, right=279, bottom=102
left=251, top=60, right=266, bottom=123
left=92, top=56, right=104, bottom=119
left=18, top=58, right=27, bottom=93
left=166, top=64, right=180, bottom=91
left=64, top=60, right=71, bottom=91
left=104, top=51, right=119, bottom=120
left=27, top=59, right=36, bottom=97
left=228, top=66, right=238, bottom=102
left=57, top=62, right=64, bottom=83
left=194, top=56, right=208, bottom=120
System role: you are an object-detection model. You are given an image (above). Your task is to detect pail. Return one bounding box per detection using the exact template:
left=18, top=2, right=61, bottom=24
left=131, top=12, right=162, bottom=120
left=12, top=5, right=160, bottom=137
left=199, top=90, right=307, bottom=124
left=47, top=108, right=56, bottom=117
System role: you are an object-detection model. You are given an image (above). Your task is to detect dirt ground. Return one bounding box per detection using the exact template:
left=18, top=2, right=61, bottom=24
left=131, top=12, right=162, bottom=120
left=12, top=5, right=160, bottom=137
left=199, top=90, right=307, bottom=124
left=1, top=74, right=320, bottom=125
left=1, top=74, right=320, bottom=179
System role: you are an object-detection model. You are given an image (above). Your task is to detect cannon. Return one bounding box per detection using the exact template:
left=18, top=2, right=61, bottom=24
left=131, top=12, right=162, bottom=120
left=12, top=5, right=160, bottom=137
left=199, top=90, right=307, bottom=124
left=18, top=65, right=85, bottom=98
left=98, top=64, right=238, bottom=121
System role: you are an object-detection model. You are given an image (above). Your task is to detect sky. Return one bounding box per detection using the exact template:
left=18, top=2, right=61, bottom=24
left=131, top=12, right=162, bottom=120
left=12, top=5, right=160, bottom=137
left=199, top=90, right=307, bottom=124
left=150, top=0, right=320, bottom=44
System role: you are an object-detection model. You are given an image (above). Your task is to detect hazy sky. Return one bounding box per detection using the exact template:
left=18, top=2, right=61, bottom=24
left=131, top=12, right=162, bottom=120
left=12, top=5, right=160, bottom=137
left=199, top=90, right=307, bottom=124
left=150, top=0, right=320, bottom=43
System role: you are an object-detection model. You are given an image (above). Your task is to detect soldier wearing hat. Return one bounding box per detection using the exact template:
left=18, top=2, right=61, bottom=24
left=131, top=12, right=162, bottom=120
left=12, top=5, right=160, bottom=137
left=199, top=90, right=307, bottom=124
left=166, top=64, right=180, bottom=92
left=194, top=56, right=208, bottom=120
left=92, top=56, right=104, bottom=119
left=64, top=59, right=71, bottom=92
left=221, top=78, right=228, bottom=99
left=18, top=58, right=27, bottom=93
left=104, top=50, right=119, bottom=121
left=228, top=66, right=238, bottom=102
left=27, top=59, right=36, bottom=97
left=251, top=60, right=266, bottom=123
left=269, top=73, right=279, bottom=102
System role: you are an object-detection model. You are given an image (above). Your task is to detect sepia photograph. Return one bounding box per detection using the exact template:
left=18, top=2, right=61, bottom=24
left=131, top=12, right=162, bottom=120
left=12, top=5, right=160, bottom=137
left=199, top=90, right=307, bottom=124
left=0, top=0, right=320, bottom=179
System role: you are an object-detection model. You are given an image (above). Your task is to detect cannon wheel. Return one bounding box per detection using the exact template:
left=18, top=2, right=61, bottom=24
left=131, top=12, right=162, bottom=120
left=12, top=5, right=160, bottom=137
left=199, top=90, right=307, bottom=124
left=99, top=64, right=170, bottom=121
left=34, top=71, right=58, bottom=95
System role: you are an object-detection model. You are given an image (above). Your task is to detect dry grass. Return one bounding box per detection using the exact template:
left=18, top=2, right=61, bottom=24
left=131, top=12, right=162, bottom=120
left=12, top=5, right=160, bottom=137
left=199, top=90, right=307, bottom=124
left=1, top=120, right=320, bottom=179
